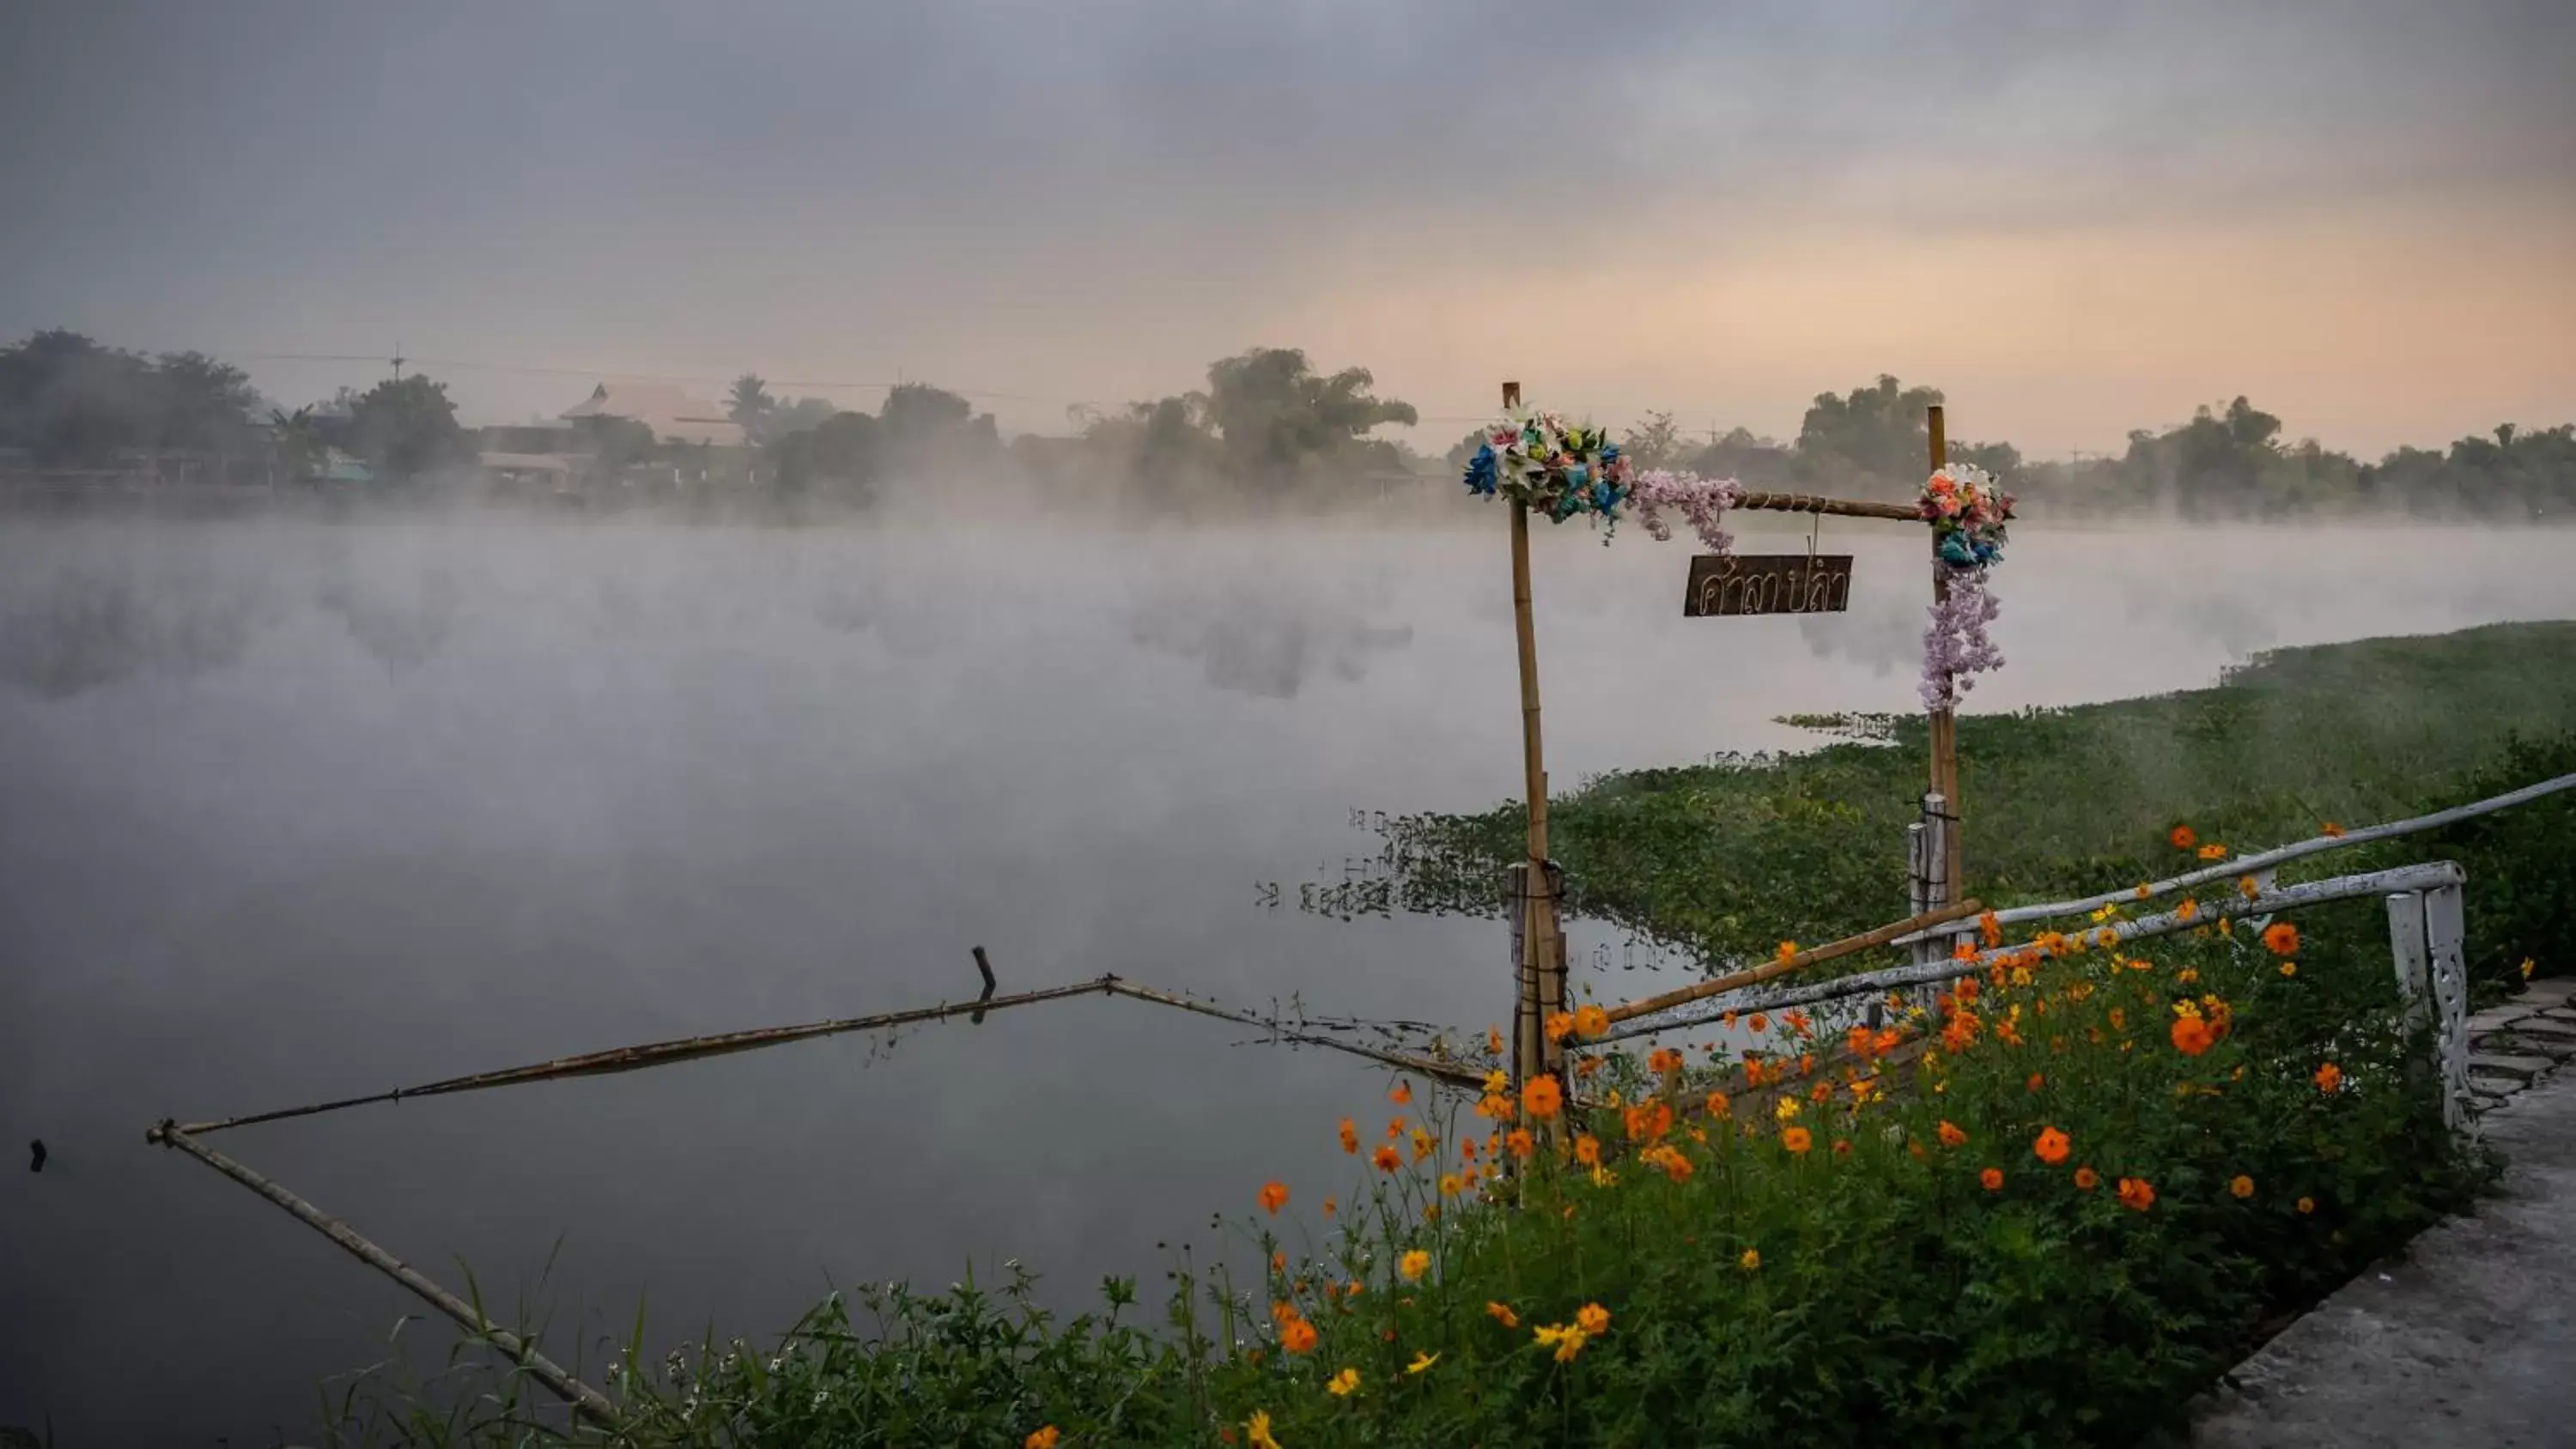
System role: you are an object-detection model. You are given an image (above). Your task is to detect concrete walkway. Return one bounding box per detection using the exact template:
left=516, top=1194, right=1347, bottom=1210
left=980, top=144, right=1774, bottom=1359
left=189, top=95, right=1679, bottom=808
left=2194, top=978, right=2576, bottom=1449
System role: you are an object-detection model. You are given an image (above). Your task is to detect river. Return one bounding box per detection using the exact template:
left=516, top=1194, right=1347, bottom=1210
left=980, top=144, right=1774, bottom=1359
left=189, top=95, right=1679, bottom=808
left=3, top=512, right=2570, bottom=1442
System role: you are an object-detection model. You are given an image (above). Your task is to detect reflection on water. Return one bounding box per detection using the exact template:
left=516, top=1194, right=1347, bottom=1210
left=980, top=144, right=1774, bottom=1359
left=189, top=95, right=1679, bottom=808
left=1, top=513, right=2571, bottom=1442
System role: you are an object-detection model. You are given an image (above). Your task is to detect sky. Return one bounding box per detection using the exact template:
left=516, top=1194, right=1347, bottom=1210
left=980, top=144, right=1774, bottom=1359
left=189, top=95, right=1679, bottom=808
left=2, top=0, right=2572, bottom=456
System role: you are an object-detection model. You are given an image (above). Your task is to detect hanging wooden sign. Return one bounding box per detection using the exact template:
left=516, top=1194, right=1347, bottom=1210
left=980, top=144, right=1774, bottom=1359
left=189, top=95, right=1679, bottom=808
left=1683, top=553, right=1855, bottom=617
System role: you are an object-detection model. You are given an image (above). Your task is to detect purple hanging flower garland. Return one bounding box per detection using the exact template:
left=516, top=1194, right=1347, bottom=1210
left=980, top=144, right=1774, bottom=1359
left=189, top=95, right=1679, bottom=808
left=1917, top=463, right=2016, bottom=712
left=1625, top=469, right=1743, bottom=554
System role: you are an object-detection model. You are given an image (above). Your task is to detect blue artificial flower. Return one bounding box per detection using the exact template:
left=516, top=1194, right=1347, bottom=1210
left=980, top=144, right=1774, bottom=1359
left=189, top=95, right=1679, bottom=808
left=1601, top=442, right=1621, bottom=461
left=1566, top=462, right=1590, bottom=489
left=1940, top=535, right=1977, bottom=567
left=1463, top=444, right=1498, bottom=495
left=1590, top=480, right=1615, bottom=512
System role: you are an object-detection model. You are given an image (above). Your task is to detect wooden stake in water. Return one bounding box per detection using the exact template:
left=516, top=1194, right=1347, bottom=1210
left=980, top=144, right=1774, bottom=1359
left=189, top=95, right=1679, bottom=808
left=1926, top=403, right=1963, bottom=900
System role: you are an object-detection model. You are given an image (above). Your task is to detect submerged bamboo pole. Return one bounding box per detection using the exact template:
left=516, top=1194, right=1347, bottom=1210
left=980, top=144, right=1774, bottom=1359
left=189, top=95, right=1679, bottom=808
left=173, top=973, right=1484, bottom=1139
left=146, top=1122, right=623, bottom=1429
left=1596, top=898, right=1984, bottom=1034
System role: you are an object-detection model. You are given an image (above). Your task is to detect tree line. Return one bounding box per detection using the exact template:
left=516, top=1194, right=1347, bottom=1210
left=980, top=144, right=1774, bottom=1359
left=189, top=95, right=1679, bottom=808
left=1583, top=375, right=2573, bottom=522
left=5, top=329, right=2567, bottom=519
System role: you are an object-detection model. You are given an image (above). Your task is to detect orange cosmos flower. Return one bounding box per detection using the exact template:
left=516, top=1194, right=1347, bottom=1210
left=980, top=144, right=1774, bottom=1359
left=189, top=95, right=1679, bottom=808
left=1781, top=1125, right=1814, bottom=1154
left=1338, top=1118, right=1358, bottom=1154
left=1574, top=1133, right=1601, bottom=1167
left=2320, top=822, right=2344, bottom=837
left=1371, top=1145, right=1400, bottom=1173
left=2297, top=1195, right=2316, bottom=1214
left=2197, top=843, right=2227, bottom=860
left=2176, top=899, right=2200, bottom=923
left=1460, top=1135, right=1479, bottom=1161
left=1776, top=941, right=1799, bottom=965
left=2263, top=922, right=2300, bottom=956
left=1026, top=1429, right=1060, bottom=1449
left=1981, top=1167, right=2005, bottom=1191
left=1281, top=1316, right=1319, bottom=1355
left=1389, top=1080, right=1413, bottom=1106
left=1410, top=1128, right=1436, bottom=1163
left=1322, top=1196, right=1336, bottom=1218
left=2314, top=1061, right=2342, bottom=1093
left=1647, top=1046, right=1681, bottom=1075
left=1506, top=1128, right=1534, bottom=1159
left=2171, top=1016, right=2216, bottom=1057
left=1522, top=1075, right=1563, bottom=1119
left=2026, top=1072, right=2045, bottom=1093
left=2074, top=1166, right=2099, bottom=1191
left=1740, top=1247, right=1762, bottom=1270
left=1748, top=1013, right=1770, bottom=1034
left=1953, top=937, right=1978, bottom=961
left=1979, top=908, right=2003, bottom=947
left=2230, top=1174, right=2255, bottom=1200
left=1398, top=1249, right=1430, bottom=1282
left=1488, top=1025, right=1505, bottom=1055
left=1937, top=1119, right=1967, bottom=1148
left=2238, top=876, right=2261, bottom=900
left=2117, top=1177, right=2156, bottom=1212
left=1259, top=1180, right=1289, bottom=1216
left=1544, top=1010, right=1575, bottom=1044
left=1577, top=1302, right=1611, bottom=1334
left=1832, top=1137, right=1852, bottom=1156
left=1704, top=1090, right=1731, bottom=1119
left=1385, top=1117, right=1405, bottom=1141
left=1484, top=1300, right=1520, bottom=1329
left=2169, top=825, right=2196, bottom=851
left=2033, top=1127, right=2070, bottom=1165
left=1573, top=1004, right=1610, bottom=1039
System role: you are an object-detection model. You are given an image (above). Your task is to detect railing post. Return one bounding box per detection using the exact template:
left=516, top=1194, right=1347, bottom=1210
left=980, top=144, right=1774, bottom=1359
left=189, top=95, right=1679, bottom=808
left=2385, top=891, right=2430, bottom=1040
left=2422, top=882, right=2472, bottom=1131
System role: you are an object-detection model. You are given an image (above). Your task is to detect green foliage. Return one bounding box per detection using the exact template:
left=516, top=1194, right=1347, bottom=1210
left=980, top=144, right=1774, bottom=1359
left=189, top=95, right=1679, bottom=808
left=325, top=926, right=2484, bottom=1447
left=727, top=375, right=775, bottom=437
left=1795, top=374, right=1946, bottom=494
left=348, top=374, right=473, bottom=482
left=1373, top=623, right=2576, bottom=972
left=2424, top=731, right=2576, bottom=1000
left=0, top=329, right=264, bottom=465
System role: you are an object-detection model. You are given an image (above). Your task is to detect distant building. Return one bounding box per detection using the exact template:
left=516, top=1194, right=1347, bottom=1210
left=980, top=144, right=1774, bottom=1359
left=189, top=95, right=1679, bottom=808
left=559, top=382, right=746, bottom=447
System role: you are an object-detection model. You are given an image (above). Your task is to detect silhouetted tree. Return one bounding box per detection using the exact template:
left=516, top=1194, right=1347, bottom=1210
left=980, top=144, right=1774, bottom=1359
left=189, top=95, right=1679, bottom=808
left=347, top=374, right=471, bottom=482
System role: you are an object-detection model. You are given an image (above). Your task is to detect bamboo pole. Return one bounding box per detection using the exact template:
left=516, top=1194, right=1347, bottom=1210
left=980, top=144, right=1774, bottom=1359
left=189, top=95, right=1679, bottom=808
left=146, top=1123, right=623, bottom=1429
left=1728, top=491, right=1922, bottom=522
left=1500, top=379, right=1564, bottom=1090
left=1925, top=403, right=1962, bottom=900
left=1596, top=898, right=1984, bottom=1032
left=173, top=973, right=1484, bottom=1139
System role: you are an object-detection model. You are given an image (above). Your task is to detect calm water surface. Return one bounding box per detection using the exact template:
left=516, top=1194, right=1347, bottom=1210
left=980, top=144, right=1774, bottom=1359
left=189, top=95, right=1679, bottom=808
left=3, top=513, right=2570, bottom=1442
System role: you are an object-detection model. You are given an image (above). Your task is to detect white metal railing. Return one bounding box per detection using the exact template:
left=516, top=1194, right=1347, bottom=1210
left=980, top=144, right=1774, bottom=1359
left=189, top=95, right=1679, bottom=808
left=1630, top=860, right=2477, bottom=1129
left=1890, top=770, right=2576, bottom=949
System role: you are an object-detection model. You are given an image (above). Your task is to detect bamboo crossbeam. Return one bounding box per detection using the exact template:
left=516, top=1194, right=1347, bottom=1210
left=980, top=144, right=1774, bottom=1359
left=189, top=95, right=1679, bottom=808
left=173, top=973, right=1484, bottom=1139
left=1099, top=980, right=1489, bottom=1088
left=1731, top=491, right=1923, bottom=522
left=146, top=1122, right=623, bottom=1429
left=1597, top=899, right=1983, bottom=1034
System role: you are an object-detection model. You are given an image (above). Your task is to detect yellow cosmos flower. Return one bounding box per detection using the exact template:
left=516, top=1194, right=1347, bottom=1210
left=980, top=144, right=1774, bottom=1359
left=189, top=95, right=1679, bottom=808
left=1326, top=1367, right=1361, bottom=1397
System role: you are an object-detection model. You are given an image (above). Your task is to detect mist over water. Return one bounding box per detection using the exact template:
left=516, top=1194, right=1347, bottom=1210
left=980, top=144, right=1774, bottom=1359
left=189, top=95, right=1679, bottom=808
left=3, top=511, right=2572, bottom=1442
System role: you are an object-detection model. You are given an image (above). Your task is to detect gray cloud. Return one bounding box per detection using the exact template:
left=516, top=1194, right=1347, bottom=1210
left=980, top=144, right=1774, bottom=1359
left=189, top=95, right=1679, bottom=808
left=2, top=0, right=2568, bottom=440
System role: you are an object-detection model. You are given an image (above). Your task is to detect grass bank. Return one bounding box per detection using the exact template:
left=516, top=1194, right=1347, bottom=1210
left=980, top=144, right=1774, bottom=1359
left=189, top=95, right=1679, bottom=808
left=1370, top=621, right=2576, bottom=1002
left=326, top=623, right=2573, bottom=1447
